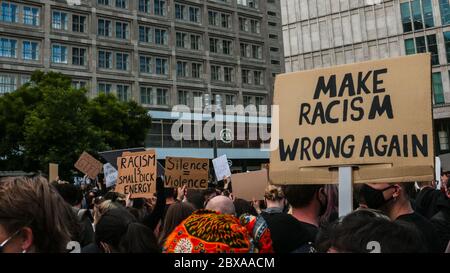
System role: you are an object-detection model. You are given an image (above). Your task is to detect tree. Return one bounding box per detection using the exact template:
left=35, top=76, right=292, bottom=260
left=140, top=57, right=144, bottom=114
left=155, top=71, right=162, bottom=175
left=0, top=71, right=152, bottom=180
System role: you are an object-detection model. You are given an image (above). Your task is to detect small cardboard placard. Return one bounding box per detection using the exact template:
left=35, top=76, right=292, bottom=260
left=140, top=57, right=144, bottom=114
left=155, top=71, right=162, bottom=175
left=231, top=170, right=268, bottom=201
left=74, top=152, right=103, bottom=179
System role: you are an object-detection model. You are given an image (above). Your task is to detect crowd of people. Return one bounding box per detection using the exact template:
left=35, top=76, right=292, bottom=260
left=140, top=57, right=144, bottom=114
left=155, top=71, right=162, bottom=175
left=0, top=170, right=449, bottom=253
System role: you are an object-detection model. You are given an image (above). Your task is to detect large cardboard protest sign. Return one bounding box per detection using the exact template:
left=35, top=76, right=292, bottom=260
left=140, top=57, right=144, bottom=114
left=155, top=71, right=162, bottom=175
left=115, top=150, right=156, bottom=198
left=231, top=170, right=268, bottom=201
left=164, top=157, right=209, bottom=189
left=270, top=54, right=434, bottom=184
left=74, top=152, right=103, bottom=179
left=212, top=154, right=232, bottom=180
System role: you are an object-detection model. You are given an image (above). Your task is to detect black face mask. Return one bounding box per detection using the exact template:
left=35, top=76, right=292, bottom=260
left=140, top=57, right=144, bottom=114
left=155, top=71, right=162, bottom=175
left=361, top=184, right=395, bottom=210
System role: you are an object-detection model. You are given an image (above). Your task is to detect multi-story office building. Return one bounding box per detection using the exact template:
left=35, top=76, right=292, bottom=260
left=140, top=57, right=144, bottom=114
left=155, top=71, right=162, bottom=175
left=0, top=0, right=284, bottom=170
left=281, top=0, right=450, bottom=155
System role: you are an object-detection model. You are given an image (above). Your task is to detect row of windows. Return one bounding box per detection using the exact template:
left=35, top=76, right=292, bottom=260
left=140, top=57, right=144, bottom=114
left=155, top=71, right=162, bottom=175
left=0, top=38, right=39, bottom=60
left=400, top=0, right=434, bottom=33
left=0, top=73, right=29, bottom=94
left=0, top=2, right=39, bottom=26
left=404, top=34, right=439, bottom=65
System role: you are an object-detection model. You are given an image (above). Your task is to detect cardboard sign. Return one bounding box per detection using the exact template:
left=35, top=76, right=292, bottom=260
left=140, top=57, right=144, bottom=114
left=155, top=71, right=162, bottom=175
left=212, top=154, right=232, bottom=180
left=49, top=163, right=58, bottom=182
left=231, top=170, right=268, bottom=201
left=164, top=157, right=209, bottom=189
left=103, top=163, right=118, bottom=188
left=115, top=150, right=156, bottom=198
left=270, top=54, right=434, bottom=184
left=74, top=152, right=103, bottom=179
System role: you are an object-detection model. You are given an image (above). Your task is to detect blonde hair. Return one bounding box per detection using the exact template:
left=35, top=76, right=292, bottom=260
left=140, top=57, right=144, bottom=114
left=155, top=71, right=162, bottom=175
left=264, top=185, right=285, bottom=201
left=94, top=200, right=120, bottom=225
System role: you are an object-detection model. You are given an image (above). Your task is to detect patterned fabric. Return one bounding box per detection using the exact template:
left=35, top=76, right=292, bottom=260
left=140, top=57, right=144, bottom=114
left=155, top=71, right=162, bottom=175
left=239, top=214, right=274, bottom=253
left=163, top=209, right=256, bottom=253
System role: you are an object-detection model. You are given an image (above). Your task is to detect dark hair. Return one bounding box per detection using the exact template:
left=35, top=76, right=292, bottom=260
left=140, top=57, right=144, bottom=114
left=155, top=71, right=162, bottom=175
left=282, top=184, right=323, bottom=208
left=0, top=176, right=79, bottom=252
left=186, top=189, right=205, bottom=210
left=158, top=202, right=195, bottom=246
left=95, top=207, right=159, bottom=253
left=164, top=187, right=177, bottom=200
left=316, top=209, right=426, bottom=253
left=51, top=182, right=83, bottom=206
left=234, top=198, right=257, bottom=217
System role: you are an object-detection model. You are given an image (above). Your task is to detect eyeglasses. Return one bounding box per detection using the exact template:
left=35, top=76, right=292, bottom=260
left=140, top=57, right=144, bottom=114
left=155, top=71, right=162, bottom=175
left=0, top=228, right=22, bottom=253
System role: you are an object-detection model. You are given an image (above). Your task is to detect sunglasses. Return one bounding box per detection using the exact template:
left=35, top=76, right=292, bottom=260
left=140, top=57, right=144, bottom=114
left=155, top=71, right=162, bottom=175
left=0, top=228, right=22, bottom=253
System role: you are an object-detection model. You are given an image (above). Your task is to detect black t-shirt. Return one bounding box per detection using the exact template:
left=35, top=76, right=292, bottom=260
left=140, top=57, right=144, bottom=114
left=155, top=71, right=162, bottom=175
left=396, top=212, right=442, bottom=253
left=261, top=212, right=318, bottom=253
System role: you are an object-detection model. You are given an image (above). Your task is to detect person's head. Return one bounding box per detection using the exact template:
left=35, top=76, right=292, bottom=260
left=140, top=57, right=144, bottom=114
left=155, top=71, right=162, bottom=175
left=93, top=199, right=120, bottom=225
left=441, top=170, right=449, bottom=185
left=164, top=187, right=177, bottom=201
left=95, top=207, right=158, bottom=253
left=282, top=184, right=328, bottom=216
left=186, top=189, right=205, bottom=210
left=233, top=198, right=257, bottom=217
left=205, top=195, right=235, bottom=215
left=51, top=181, right=83, bottom=207
left=360, top=182, right=415, bottom=217
left=264, top=185, right=286, bottom=210
left=159, top=202, right=195, bottom=245
left=0, top=176, right=78, bottom=253
left=317, top=209, right=426, bottom=253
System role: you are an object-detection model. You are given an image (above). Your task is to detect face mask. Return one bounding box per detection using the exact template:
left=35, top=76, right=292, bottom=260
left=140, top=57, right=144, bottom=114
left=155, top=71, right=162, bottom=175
left=361, top=184, right=395, bottom=210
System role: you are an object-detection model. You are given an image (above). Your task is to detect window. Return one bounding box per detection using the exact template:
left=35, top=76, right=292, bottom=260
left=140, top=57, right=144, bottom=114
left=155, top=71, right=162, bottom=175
left=116, top=53, right=129, bottom=70
left=139, top=0, right=150, bottom=13
left=189, top=7, right=199, bottom=23
left=156, top=88, right=167, bottom=105
left=242, top=69, right=250, bottom=84
left=0, top=38, right=16, bottom=58
left=440, top=0, right=450, bottom=25
left=238, top=0, right=259, bottom=9
left=175, top=4, right=185, bottom=20
left=72, top=47, right=86, bottom=66
left=271, top=60, right=280, bottom=65
left=141, top=87, right=153, bottom=104
left=269, top=34, right=278, bottom=39
left=177, top=61, right=188, bottom=77
left=98, top=0, right=110, bottom=5
left=208, top=11, right=218, bottom=26
left=191, top=63, right=202, bottom=78
left=240, top=43, right=249, bottom=57
left=225, top=94, right=235, bottom=106
left=140, top=56, right=152, bottom=73
left=253, top=71, right=262, bottom=85
left=255, top=96, right=265, bottom=107
left=211, top=65, right=220, bottom=81
left=243, top=95, right=252, bottom=107
left=98, top=19, right=111, bottom=37
left=72, top=15, right=86, bottom=33
left=178, top=90, right=189, bottom=105
left=115, top=0, right=127, bottom=9
left=155, top=28, right=167, bottom=45
left=52, top=11, right=67, bottom=30
left=250, top=19, right=260, bottom=33
left=404, top=35, right=439, bottom=65
left=239, top=18, right=247, bottom=31
left=154, top=0, right=165, bottom=16
left=433, top=72, right=444, bottom=104
left=98, top=83, right=112, bottom=95
left=221, top=14, right=230, bottom=28
left=0, top=74, right=16, bottom=94
left=22, top=41, right=39, bottom=60
left=51, top=44, right=67, bottom=63
left=223, top=40, right=232, bottom=55
left=176, top=32, right=187, bottom=48
left=191, top=35, right=200, bottom=50
left=401, top=0, right=434, bottom=32
left=252, top=44, right=262, bottom=59
left=72, top=80, right=86, bottom=89
left=23, top=6, right=39, bottom=26
left=98, top=50, right=112, bottom=68
left=224, top=67, right=233, bottom=82
left=210, top=38, right=219, bottom=53
left=116, top=22, right=128, bottom=39
left=116, top=84, right=129, bottom=101
left=444, top=32, right=450, bottom=62
left=155, top=57, right=167, bottom=75
left=1, top=2, right=17, bottom=23
left=139, top=26, right=152, bottom=43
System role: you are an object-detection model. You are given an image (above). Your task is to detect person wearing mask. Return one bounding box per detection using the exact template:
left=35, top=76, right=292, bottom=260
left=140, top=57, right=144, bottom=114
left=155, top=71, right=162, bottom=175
left=95, top=207, right=159, bottom=253
left=0, top=176, right=79, bottom=253
left=158, top=201, right=195, bottom=247
left=361, top=182, right=443, bottom=252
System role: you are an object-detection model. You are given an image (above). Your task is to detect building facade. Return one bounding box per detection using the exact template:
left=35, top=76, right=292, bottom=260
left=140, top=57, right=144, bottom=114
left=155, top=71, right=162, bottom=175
left=281, top=0, right=450, bottom=155
left=0, top=0, right=284, bottom=170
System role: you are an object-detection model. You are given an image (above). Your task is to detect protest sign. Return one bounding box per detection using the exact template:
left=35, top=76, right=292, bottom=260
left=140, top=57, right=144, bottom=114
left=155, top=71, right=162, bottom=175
left=270, top=54, right=434, bottom=184
left=74, top=152, right=103, bottom=179
left=164, top=157, right=209, bottom=189
left=115, top=150, right=156, bottom=198
left=212, top=154, right=231, bottom=180
left=103, top=163, right=118, bottom=188
left=231, top=170, right=268, bottom=201
left=49, top=163, right=58, bottom=182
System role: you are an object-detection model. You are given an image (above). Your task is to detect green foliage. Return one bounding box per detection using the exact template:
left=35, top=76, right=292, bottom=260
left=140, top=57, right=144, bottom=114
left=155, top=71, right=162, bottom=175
left=0, top=71, right=152, bottom=180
